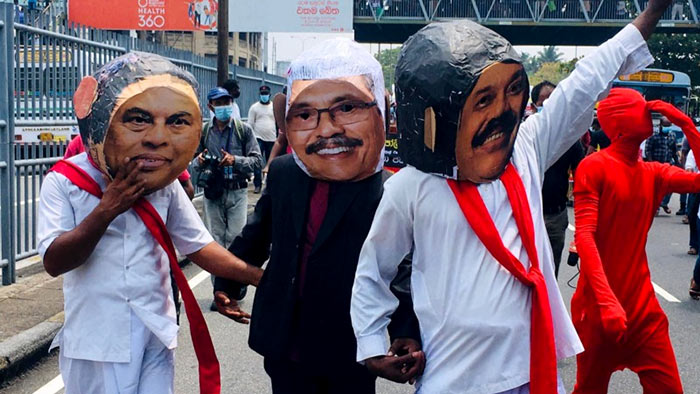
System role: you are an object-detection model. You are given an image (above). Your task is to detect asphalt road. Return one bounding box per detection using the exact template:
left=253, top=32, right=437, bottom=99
left=2, top=198, right=700, bottom=394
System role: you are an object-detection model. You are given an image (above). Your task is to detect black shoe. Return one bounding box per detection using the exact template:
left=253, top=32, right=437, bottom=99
left=254, top=186, right=261, bottom=194
left=676, top=209, right=686, bottom=216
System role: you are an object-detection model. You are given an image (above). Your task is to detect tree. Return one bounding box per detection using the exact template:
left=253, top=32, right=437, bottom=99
left=520, top=52, right=541, bottom=76
left=375, top=47, right=402, bottom=90
left=647, top=33, right=700, bottom=92
left=528, top=58, right=579, bottom=87
left=537, top=45, right=563, bottom=64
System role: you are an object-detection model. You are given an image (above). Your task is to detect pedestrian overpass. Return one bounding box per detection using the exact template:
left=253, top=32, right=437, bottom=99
left=353, top=0, right=700, bottom=45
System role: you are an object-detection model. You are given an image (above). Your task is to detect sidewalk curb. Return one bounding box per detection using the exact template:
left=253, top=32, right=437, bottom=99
left=0, top=312, right=63, bottom=384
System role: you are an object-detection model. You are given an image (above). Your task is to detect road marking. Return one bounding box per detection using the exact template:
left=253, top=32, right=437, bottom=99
left=653, top=281, right=681, bottom=303
left=32, top=375, right=63, bottom=394
left=33, top=269, right=211, bottom=394
left=188, top=270, right=210, bottom=289
left=567, top=224, right=575, bottom=232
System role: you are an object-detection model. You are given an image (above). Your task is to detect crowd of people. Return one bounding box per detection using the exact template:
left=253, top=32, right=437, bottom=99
left=36, top=0, right=700, bottom=393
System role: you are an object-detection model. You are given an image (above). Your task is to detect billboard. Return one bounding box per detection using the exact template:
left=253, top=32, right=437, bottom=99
left=230, top=0, right=351, bottom=32
left=68, top=0, right=219, bottom=31
left=68, top=0, right=351, bottom=33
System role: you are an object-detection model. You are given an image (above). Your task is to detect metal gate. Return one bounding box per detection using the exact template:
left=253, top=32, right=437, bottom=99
left=1, top=0, right=17, bottom=285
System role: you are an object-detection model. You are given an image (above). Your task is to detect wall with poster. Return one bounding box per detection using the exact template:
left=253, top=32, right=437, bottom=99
left=229, top=0, right=352, bottom=32
left=69, top=0, right=219, bottom=31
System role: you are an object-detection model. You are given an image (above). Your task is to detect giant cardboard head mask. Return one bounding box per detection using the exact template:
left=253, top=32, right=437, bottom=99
left=73, top=52, right=202, bottom=193
left=396, top=21, right=528, bottom=182
left=285, top=38, right=386, bottom=182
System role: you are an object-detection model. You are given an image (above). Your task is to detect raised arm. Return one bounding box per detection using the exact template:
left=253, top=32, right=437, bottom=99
left=647, top=101, right=700, bottom=194
left=573, top=159, right=627, bottom=342
left=521, top=0, right=674, bottom=176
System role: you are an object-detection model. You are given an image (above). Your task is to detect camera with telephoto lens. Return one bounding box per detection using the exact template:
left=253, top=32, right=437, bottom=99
left=197, top=153, right=222, bottom=188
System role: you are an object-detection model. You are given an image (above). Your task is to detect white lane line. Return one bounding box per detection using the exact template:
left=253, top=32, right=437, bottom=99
left=32, top=375, right=63, bottom=394
left=567, top=224, right=575, bottom=232
left=33, top=269, right=211, bottom=394
left=188, top=270, right=211, bottom=288
left=652, top=281, right=681, bottom=303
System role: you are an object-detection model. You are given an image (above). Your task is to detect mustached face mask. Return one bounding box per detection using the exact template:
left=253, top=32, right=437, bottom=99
left=284, top=38, right=386, bottom=182
left=73, top=51, right=202, bottom=193
left=395, top=20, right=528, bottom=182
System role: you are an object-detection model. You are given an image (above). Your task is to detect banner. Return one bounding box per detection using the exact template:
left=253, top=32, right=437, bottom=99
left=68, top=0, right=219, bottom=31
left=229, top=0, right=352, bottom=32
left=68, top=0, right=351, bottom=32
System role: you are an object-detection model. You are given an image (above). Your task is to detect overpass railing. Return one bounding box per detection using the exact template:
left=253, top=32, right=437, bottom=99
left=356, top=0, right=700, bottom=24
left=1, top=3, right=286, bottom=285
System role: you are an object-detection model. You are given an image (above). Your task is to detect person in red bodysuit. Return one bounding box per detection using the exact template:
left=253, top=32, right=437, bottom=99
left=571, top=88, right=700, bottom=393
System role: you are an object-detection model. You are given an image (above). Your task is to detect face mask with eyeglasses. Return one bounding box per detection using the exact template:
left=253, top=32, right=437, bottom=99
left=286, top=100, right=378, bottom=131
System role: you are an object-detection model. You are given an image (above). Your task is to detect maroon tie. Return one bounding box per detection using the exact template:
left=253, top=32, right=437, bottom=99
left=298, top=180, right=330, bottom=295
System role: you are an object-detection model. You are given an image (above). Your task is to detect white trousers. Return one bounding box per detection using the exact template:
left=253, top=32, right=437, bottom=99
left=497, top=378, right=566, bottom=394
left=59, top=312, right=174, bottom=394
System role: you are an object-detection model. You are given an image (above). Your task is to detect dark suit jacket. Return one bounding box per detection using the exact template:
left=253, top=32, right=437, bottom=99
left=215, top=155, right=419, bottom=370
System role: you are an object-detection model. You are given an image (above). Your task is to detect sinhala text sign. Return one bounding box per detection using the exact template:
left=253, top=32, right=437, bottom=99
left=229, top=0, right=351, bottom=32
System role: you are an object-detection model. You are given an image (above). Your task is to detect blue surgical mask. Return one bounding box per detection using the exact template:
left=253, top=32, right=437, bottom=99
left=260, top=94, right=270, bottom=103
left=214, top=105, right=233, bottom=121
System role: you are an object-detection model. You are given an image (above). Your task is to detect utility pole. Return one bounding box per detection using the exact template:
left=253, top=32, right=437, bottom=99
left=217, top=0, right=229, bottom=85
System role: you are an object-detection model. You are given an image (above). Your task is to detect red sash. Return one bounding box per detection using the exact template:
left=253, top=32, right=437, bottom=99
left=447, top=163, right=557, bottom=394
left=49, top=160, right=221, bottom=394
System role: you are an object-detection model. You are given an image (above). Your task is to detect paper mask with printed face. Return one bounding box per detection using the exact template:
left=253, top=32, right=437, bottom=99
left=395, top=20, right=529, bottom=183
left=73, top=52, right=202, bottom=193
left=285, top=38, right=386, bottom=182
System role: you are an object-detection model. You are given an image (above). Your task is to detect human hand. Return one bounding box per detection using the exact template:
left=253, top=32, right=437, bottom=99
left=262, top=164, right=270, bottom=175
left=647, top=100, right=694, bottom=130
left=388, top=338, right=425, bottom=384
left=365, top=348, right=425, bottom=384
left=600, top=304, right=627, bottom=343
left=97, top=157, right=145, bottom=220
left=197, top=149, right=208, bottom=165
left=645, top=0, right=672, bottom=14
left=219, top=149, right=235, bottom=167
left=214, top=291, right=251, bottom=324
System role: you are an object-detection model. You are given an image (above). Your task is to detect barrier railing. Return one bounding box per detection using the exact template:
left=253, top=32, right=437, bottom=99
left=354, top=0, right=700, bottom=23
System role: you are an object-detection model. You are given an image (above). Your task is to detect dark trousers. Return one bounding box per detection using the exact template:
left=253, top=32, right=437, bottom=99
left=254, top=139, right=275, bottom=188
left=263, top=358, right=376, bottom=394
left=680, top=193, right=687, bottom=211
left=689, top=194, right=700, bottom=249
left=544, top=208, right=568, bottom=278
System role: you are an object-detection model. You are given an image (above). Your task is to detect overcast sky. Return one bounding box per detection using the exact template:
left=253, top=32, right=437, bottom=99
left=268, top=32, right=596, bottom=74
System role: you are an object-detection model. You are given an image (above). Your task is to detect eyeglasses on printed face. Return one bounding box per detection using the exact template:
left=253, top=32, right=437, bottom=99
left=286, top=100, right=378, bottom=131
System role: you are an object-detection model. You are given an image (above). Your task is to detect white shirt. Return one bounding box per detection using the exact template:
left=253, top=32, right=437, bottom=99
left=686, top=150, right=697, bottom=172
left=248, top=102, right=277, bottom=142
left=233, top=101, right=241, bottom=121
left=351, top=24, right=652, bottom=394
left=38, top=153, right=213, bottom=362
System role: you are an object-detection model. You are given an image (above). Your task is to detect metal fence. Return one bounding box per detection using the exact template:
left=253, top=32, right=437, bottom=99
left=1, top=2, right=286, bottom=285
left=355, top=0, right=700, bottom=23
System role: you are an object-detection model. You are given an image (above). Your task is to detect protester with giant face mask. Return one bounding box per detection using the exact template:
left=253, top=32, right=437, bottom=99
left=37, top=52, right=263, bottom=394
left=195, top=87, right=262, bottom=309
left=351, top=1, right=673, bottom=392
left=248, top=85, right=277, bottom=193
left=213, top=38, right=424, bottom=393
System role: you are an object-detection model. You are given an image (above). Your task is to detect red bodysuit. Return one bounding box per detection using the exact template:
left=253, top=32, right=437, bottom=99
left=572, top=88, right=700, bottom=394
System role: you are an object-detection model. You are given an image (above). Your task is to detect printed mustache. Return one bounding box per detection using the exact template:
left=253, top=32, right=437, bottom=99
left=471, top=110, right=518, bottom=148
left=306, top=136, right=364, bottom=154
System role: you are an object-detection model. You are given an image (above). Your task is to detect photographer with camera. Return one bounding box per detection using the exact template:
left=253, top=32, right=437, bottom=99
left=195, top=87, right=262, bottom=309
